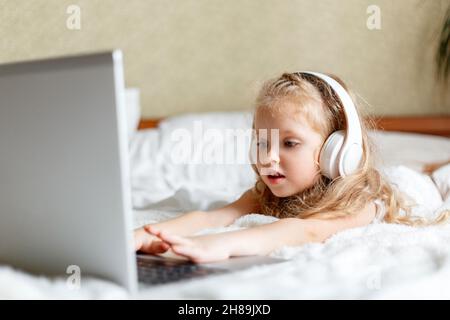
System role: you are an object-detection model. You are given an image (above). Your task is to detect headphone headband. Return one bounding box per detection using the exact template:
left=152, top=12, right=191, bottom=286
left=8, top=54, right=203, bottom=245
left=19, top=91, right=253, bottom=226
left=298, top=71, right=362, bottom=144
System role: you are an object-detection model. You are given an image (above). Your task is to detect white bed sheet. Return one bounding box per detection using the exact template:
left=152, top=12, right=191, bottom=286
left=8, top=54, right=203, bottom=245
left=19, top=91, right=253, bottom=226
left=1, top=112, right=450, bottom=299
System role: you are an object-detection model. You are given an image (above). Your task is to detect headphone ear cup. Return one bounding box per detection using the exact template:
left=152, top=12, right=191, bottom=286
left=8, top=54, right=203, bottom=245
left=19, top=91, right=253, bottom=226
left=341, top=143, right=363, bottom=176
left=319, top=131, right=345, bottom=179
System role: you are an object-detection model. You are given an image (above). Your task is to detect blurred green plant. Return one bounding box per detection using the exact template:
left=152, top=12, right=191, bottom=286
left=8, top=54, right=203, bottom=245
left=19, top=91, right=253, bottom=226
left=436, top=5, right=449, bottom=83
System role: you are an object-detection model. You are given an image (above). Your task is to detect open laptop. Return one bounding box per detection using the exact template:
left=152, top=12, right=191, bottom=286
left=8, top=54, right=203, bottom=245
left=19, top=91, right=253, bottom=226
left=0, top=50, right=286, bottom=293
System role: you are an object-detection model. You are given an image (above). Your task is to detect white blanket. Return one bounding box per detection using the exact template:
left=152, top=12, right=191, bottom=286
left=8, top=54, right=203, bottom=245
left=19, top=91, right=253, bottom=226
left=1, top=112, right=450, bottom=299
left=3, top=203, right=450, bottom=299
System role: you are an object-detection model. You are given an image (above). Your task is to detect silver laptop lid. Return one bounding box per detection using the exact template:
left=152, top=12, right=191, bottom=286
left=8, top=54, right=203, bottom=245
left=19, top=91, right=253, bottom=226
left=0, top=50, right=137, bottom=292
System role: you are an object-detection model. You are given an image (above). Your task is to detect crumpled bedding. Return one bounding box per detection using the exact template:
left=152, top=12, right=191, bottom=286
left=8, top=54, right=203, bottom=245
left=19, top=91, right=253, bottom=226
left=4, top=200, right=450, bottom=299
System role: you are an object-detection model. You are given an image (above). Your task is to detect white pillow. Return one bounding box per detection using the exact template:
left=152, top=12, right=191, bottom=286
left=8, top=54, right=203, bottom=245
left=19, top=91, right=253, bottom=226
left=129, top=111, right=257, bottom=209
left=381, top=165, right=443, bottom=220
left=157, top=111, right=256, bottom=191
left=431, top=163, right=450, bottom=201
left=129, top=129, right=176, bottom=208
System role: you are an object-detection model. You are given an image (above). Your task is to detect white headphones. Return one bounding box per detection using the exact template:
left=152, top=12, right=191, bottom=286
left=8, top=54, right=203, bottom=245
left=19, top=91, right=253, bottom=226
left=298, top=71, right=363, bottom=179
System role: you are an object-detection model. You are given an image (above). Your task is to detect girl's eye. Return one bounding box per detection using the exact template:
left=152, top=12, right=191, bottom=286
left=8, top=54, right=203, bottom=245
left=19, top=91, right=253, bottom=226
left=284, top=141, right=299, bottom=148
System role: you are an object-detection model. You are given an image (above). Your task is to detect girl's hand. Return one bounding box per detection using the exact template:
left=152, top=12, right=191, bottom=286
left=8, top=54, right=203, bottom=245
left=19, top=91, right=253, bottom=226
left=144, top=225, right=231, bottom=263
left=134, top=226, right=171, bottom=254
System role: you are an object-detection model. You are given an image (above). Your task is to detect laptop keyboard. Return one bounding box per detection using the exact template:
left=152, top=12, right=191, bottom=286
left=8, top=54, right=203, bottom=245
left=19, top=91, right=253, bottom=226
left=137, top=255, right=226, bottom=285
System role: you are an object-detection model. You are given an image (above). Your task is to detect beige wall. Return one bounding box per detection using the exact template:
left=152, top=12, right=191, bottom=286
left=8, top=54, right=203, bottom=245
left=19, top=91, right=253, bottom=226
left=1, top=0, right=448, bottom=118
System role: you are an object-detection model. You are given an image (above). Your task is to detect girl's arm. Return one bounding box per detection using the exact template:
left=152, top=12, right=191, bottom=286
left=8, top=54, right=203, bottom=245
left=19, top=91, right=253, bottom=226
left=224, top=200, right=377, bottom=256
left=145, top=201, right=376, bottom=262
left=135, top=188, right=260, bottom=252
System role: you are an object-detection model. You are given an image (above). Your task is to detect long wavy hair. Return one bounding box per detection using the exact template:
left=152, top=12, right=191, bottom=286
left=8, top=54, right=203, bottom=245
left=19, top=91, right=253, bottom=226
left=250, top=72, right=449, bottom=226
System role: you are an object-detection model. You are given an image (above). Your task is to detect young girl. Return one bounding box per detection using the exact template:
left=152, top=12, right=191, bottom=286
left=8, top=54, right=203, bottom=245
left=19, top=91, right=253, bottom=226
left=134, top=71, right=449, bottom=263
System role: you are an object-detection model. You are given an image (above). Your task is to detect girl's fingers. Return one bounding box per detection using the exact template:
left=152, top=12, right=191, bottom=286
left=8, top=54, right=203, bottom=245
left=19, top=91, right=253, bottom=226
left=171, top=245, right=195, bottom=259
left=150, top=241, right=170, bottom=253
left=144, top=225, right=160, bottom=237
left=134, top=240, right=142, bottom=251
left=172, top=245, right=202, bottom=262
left=158, top=231, right=191, bottom=246
left=139, top=240, right=170, bottom=254
left=143, top=225, right=192, bottom=247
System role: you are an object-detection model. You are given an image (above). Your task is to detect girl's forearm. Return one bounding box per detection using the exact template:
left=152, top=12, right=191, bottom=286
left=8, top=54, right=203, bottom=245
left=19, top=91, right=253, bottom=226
left=151, top=211, right=212, bottom=236
left=220, top=206, right=377, bottom=257
left=218, top=218, right=313, bottom=256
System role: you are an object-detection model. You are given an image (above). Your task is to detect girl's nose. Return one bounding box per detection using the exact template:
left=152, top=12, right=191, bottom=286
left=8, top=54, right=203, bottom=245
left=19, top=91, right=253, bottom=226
left=259, top=146, right=280, bottom=166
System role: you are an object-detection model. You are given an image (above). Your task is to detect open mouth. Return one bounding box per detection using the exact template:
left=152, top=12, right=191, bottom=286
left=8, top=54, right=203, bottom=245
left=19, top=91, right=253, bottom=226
left=267, top=172, right=286, bottom=184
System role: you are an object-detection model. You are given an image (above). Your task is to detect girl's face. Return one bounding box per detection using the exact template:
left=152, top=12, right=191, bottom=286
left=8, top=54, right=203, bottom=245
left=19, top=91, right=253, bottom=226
left=254, top=101, right=325, bottom=198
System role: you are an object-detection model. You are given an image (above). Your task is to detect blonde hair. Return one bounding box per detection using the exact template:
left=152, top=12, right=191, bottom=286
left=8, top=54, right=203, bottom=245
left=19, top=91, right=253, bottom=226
left=251, top=72, right=450, bottom=227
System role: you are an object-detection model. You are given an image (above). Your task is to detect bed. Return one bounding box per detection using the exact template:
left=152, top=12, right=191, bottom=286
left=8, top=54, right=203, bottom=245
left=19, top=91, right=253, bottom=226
left=1, top=112, right=450, bottom=299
